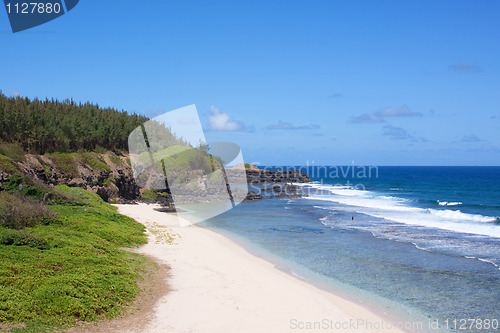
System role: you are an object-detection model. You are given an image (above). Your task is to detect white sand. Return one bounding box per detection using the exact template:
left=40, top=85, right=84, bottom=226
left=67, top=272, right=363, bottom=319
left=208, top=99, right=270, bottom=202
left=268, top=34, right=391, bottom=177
left=116, top=203, right=406, bottom=333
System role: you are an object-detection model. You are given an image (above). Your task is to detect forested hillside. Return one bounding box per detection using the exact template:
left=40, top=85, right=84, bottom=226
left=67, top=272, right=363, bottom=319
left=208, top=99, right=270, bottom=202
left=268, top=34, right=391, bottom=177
left=0, top=92, right=195, bottom=205
left=0, top=92, right=148, bottom=154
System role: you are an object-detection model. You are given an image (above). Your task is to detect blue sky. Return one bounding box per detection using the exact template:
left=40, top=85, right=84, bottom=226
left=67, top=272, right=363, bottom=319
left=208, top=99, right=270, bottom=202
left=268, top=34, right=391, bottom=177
left=1, top=0, right=499, bottom=165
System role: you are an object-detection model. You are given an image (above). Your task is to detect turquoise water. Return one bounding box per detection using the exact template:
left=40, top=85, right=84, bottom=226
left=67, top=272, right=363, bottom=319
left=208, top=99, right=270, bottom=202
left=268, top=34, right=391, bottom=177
left=201, top=167, right=500, bottom=332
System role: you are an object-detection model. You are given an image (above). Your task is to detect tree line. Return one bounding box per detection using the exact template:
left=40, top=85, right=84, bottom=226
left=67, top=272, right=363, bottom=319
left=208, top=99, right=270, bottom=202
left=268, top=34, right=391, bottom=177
left=0, top=91, right=177, bottom=154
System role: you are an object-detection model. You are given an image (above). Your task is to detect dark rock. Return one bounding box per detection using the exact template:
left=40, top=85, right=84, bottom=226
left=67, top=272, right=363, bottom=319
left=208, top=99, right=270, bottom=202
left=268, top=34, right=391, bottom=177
left=235, top=168, right=311, bottom=186
left=243, top=190, right=266, bottom=202
left=154, top=207, right=177, bottom=213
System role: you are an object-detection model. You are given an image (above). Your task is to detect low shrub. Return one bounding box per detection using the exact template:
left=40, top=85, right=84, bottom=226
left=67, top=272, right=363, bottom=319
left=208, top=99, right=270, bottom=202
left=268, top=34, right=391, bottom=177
left=48, top=186, right=91, bottom=206
left=103, top=176, right=115, bottom=186
left=0, top=192, right=57, bottom=229
left=0, top=154, right=17, bottom=173
left=141, top=189, right=157, bottom=200
left=2, top=175, right=49, bottom=200
left=0, top=142, right=25, bottom=161
left=108, top=155, right=122, bottom=165
left=81, top=153, right=111, bottom=172
left=0, top=186, right=148, bottom=328
left=45, top=153, right=78, bottom=176
left=0, top=229, right=50, bottom=250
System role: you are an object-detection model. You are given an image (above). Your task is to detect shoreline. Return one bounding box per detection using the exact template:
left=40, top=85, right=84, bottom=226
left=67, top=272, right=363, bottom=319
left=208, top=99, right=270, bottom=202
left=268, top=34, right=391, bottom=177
left=114, top=203, right=414, bottom=333
left=197, top=223, right=429, bottom=333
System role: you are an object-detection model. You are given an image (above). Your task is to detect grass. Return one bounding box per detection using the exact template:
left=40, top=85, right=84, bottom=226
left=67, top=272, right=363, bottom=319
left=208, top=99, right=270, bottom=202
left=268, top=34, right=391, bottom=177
left=45, top=152, right=113, bottom=176
left=108, top=155, right=122, bottom=166
left=0, top=184, right=149, bottom=332
left=0, top=155, right=17, bottom=173
left=81, top=153, right=111, bottom=172
left=103, top=177, right=115, bottom=187
left=135, top=145, right=215, bottom=186
left=42, top=164, right=51, bottom=178
left=141, top=189, right=157, bottom=200
left=44, top=153, right=78, bottom=177
left=0, top=143, right=25, bottom=162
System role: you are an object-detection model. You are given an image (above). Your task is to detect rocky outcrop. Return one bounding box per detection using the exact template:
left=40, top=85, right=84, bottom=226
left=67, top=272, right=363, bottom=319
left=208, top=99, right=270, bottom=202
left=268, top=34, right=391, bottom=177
left=239, top=168, right=311, bottom=185
left=7, top=152, right=140, bottom=204
left=231, top=163, right=260, bottom=171
left=228, top=164, right=311, bottom=185
left=1, top=152, right=312, bottom=206
left=243, top=184, right=309, bottom=202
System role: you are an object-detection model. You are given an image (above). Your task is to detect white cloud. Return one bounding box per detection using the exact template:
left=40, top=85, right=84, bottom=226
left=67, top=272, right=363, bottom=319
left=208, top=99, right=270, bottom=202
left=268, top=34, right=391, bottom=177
left=267, top=121, right=320, bottom=130
left=382, top=125, right=412, bottom=140
left=350, top=113, right=384, bottom=124
left=208, top=106, right=251, bottom=132
left=350, top=105, right=422, bottom=124
left=382, top=125, right=427, bottom=142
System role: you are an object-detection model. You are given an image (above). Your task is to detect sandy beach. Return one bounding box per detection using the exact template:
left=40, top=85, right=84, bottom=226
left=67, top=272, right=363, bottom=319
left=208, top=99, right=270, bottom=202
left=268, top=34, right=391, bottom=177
left=115, top=203, right=407, bottom=333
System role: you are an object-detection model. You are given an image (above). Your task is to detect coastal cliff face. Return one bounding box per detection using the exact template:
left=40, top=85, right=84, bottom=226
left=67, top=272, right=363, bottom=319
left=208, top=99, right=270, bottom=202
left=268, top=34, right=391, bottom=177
left=0, top=154, right=311, bottom=204
left=0, top=152, right=140, bottom=203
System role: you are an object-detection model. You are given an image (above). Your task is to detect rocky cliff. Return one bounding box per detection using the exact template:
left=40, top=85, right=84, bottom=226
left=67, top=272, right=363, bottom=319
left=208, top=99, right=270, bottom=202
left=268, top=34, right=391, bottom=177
left=0, top=152, right=140, bottom=203
left=241, top=168, right=312, bottom=185
left=0, top=153, right=312, bottom=204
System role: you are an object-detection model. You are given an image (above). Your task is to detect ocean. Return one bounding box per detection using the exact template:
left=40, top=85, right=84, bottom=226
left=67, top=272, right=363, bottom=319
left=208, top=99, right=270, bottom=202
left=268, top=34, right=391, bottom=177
left=201, top=166, right=500, bottom=332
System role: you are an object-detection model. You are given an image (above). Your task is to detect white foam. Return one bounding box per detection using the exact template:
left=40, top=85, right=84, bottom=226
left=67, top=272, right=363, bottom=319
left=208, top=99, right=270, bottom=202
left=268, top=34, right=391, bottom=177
left=411, top=242, right=432, bottom=252
left=304, top=183, right=500, bottom=238
left=428, top=208, right=493, bottom=223
left=464, top=256, right=499, bottom=270
left=438, top=201, right=463, bottom=206
left=477, top=257, right=500, bottom=269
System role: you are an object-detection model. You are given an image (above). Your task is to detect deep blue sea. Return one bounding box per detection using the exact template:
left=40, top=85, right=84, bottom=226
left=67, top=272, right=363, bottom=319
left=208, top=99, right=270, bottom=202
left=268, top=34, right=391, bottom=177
left=201, top=166, right=500, bottom=332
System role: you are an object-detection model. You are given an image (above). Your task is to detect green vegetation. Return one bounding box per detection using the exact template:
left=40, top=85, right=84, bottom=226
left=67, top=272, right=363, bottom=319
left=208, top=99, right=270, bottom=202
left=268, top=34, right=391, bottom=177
left=1, top=175, right=50, bottom=201
left=108, top=155, right=122, bottom=166
left=81, top=152, right=111, bottom=172
left=134, top=145, right=220, bottom=193
left=0, top=93, right=198, bottom=331
left=0, top=92, right=148, bottom=154
left=103, top=176, right=115, bottom=187
left=0, top=143, right=25, bottom=162
left=0, top=192, right=54, bottom=230
left=141, top=189, right=158, bottom=200
left=244, top=163, right=251, bottom=168
left=41, top=163, right=51, bottom=179
left=158, top=145, right=214, bottom=176
left=44, top=153, right=78, bottom=177
left=0, top=155, right=17, bottom=173
left=0, top=177, right=148, bottom=331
